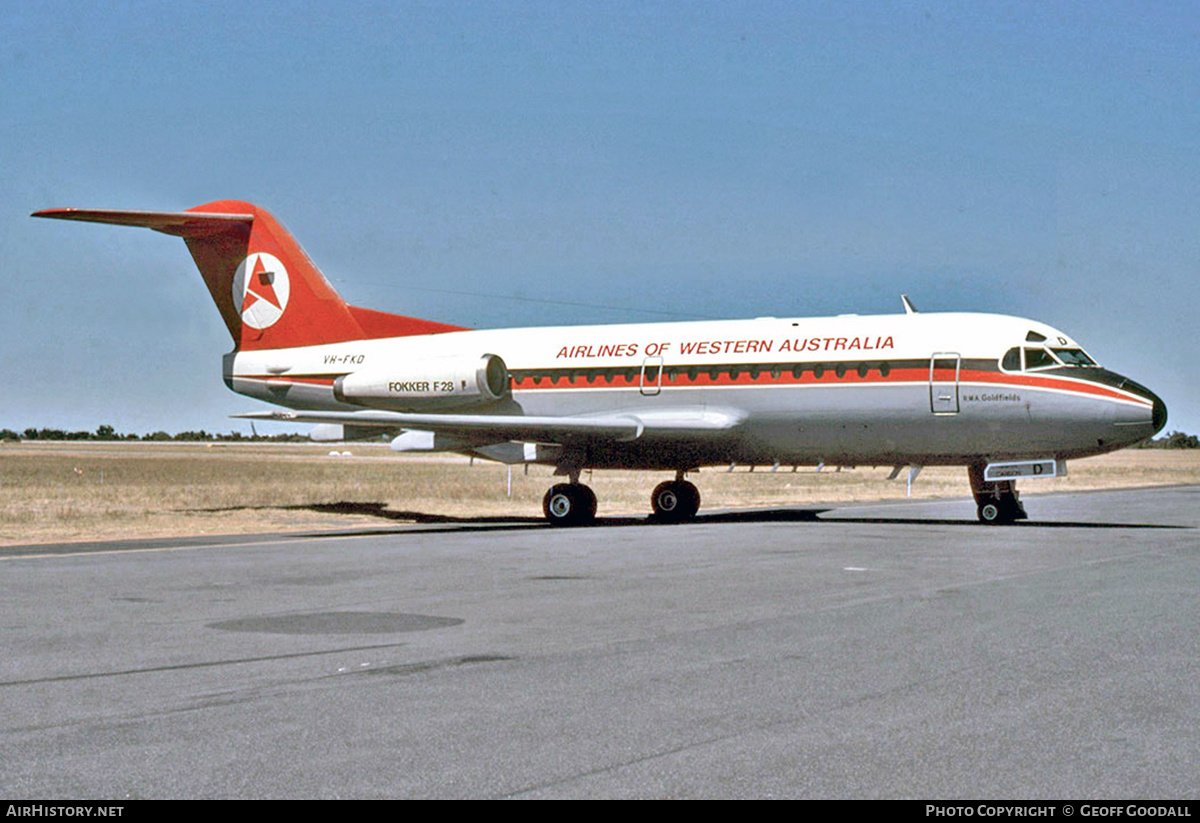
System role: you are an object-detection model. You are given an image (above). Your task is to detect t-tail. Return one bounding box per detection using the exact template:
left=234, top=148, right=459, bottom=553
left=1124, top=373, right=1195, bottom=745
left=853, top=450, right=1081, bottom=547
left=32, top=200, right=464, bottom=351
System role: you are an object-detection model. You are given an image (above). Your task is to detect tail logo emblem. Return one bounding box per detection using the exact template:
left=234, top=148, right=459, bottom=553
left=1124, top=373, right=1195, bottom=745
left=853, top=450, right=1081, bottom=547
left=233, top=253, right=290, bottom=329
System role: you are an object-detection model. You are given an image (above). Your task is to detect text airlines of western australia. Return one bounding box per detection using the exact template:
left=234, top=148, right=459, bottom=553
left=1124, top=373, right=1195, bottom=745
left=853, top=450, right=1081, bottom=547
left=555, top=335, right=896, bottom=360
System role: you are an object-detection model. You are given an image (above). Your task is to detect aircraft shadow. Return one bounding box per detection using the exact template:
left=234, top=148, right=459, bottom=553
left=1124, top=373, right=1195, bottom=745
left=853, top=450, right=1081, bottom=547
left=298, top=501, right=830, bottom=528
left=180, top=502, right=1187, bottom=539
left=297, top=501, right=545, bottom=525
left=275, top=502, right=1189, bottom=534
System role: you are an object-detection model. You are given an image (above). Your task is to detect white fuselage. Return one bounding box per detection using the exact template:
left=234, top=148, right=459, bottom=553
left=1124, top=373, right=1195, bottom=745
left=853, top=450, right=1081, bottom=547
left=226, top=311, right=1162, bottom=470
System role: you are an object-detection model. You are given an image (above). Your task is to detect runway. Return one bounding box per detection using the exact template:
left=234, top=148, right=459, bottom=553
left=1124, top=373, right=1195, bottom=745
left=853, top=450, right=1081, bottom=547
left=2, top=487, right=1197, bottom=798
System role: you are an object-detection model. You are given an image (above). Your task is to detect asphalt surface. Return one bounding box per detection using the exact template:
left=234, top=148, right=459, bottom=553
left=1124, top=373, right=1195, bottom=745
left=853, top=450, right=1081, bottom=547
left=2, top=487, right=1197, bottom=799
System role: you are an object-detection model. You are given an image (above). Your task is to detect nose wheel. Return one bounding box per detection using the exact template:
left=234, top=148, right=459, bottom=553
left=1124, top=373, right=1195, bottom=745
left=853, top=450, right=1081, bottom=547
left=977, top=498, right=1026, bottom=525
left=650, top=480, right=701, bottom=523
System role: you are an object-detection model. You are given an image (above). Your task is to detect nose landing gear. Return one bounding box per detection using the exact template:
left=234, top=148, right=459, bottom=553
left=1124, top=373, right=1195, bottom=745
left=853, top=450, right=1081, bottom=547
left=968, top=464, right=1028, bottom=525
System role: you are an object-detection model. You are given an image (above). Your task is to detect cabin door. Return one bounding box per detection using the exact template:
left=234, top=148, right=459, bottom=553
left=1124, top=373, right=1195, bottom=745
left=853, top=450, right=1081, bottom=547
left=929, top=353, right=961, bottom=414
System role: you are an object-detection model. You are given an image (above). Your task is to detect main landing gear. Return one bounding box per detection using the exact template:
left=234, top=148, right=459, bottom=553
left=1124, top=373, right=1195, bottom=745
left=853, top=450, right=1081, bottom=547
left=968, top=464, right=1028, bottom=525
left=650, top=476, right=701, bottom=523
left=542, top=470, right=701, bottom=527
left=542, top=482, right=597, bottom=528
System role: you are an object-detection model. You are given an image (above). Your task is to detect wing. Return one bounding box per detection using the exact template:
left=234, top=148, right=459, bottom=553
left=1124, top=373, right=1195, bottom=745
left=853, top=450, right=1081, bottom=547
left=234, top=407, right=745, bottom=445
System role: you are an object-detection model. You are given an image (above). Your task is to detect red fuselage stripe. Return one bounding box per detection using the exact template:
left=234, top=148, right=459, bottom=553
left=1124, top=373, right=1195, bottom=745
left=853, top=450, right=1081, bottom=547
left=510, top=368, right=1149, bottom=406
left=240, top=367, right=1150, bottom=407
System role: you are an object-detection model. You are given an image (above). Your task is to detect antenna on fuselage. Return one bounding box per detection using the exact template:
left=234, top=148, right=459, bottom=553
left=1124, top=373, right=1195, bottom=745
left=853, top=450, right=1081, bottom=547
left=901, top=294, right=919, bottom=315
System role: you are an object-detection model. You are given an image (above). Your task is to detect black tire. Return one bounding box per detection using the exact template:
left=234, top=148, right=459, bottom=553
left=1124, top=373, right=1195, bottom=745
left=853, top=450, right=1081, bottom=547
left=651, top=480, right=701, bottom=523
left=676, top=481, right=700, bottom=519
left=576, top=484, right=598, bottom=519
left=978, top=500, right=1017, bottom=525
left=543, top=484, right=596, bottom=527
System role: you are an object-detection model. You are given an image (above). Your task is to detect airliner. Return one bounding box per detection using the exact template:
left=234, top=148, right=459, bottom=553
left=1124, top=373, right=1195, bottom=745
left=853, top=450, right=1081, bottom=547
left=33, top=201, right=1167, bottom=526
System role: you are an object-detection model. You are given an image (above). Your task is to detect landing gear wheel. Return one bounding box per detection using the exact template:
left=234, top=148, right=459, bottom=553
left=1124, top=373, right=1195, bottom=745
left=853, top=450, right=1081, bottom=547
left=650, top=480, right=701, bottom=523
left=977, top=498, right=1025, bottom=525
left=978, top=501, right=1007, bottom=525
left=968, top=465, right=1028, bottom=525
left=543, top=483, right=597, bottom=527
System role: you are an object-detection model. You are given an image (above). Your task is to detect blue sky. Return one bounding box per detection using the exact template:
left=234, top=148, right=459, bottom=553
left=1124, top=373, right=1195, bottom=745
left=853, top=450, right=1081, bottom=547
left=2, top=0, right=1197, bottom=435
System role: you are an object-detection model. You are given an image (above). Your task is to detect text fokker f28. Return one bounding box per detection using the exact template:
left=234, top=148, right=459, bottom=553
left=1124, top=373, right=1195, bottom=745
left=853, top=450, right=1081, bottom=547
left=34, top=201, right=1167, bottom=525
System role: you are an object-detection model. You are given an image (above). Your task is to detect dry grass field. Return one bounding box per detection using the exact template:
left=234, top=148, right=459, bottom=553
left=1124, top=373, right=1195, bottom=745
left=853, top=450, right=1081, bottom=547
left=1, top=440, right=1197, bottom=546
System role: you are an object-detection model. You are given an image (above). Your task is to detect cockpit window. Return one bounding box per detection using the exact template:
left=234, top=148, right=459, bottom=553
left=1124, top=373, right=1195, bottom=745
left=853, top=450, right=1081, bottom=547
left=1001, top=347, right=1021, bottom=371
left=1025, top=331, right=1047, bottom=343
left=1024, top=347, right=1057, bottom=370
left=1051, top=348, right=1097, bottom=367
left=1003, top=344, right=1098, bottom=372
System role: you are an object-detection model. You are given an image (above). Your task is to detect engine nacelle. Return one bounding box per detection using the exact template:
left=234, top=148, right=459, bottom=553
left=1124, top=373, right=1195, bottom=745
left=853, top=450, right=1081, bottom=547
left=333, top=354, right=510, bottom=410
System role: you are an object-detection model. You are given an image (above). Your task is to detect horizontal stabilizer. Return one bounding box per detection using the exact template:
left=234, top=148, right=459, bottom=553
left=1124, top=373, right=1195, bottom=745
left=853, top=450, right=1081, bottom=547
left=31, top=208, right=254, bottom=237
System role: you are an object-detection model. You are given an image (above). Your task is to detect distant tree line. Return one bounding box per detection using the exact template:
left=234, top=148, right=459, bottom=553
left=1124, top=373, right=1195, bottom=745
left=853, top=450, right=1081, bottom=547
left=0, top=425, right=307, bottom=443
left=1137, top=430, right=1199, bottom=449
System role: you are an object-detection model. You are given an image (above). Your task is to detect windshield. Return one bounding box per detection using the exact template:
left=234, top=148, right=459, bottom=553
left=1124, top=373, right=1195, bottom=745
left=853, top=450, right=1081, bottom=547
left=1024, top=347, right=1057, bottom=370
left=1001, top=345, right=1100, bottom=372
left=1051, top=348, right=1097, bottom=367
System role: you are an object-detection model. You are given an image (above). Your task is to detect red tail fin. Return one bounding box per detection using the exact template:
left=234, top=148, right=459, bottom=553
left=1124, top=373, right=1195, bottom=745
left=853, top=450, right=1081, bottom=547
left=33, top=200, right=465, bottom=351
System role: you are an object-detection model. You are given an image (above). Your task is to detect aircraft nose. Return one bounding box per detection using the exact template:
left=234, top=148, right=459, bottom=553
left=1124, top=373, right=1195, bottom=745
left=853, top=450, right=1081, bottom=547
left=1091, top=370, right=1167, bottom=442
left=1116, top=376, right=1167, bottom=436
left=1151, top=391, right=1168, bottom=436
